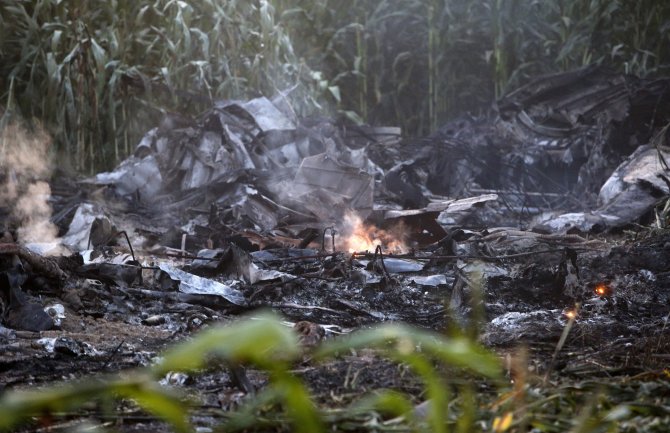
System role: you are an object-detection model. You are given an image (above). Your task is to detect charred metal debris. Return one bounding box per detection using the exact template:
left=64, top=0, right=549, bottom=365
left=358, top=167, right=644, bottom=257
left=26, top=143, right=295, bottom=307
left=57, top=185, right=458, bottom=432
left=1, top=65, right=669, bottom=382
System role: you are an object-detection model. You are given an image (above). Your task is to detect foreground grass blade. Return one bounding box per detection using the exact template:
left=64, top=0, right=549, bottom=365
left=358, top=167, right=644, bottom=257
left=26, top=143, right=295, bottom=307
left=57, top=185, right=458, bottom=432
left=314, top=322, right=501, bottom=379
left=0, top=376, right=190, bottom=433
left=152, top=312, right=301, bottom=376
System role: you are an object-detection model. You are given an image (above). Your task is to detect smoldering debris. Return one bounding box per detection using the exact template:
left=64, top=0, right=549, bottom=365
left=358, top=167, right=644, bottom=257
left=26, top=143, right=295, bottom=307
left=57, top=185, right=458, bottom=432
left=68, top=65, right=670, bottom=244
left=1, top=66, right=670, bottom=420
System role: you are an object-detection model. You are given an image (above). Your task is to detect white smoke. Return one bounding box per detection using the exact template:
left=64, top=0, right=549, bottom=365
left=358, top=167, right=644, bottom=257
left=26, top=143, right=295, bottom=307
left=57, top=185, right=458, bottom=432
left=1, top=121, right=65, bottom=255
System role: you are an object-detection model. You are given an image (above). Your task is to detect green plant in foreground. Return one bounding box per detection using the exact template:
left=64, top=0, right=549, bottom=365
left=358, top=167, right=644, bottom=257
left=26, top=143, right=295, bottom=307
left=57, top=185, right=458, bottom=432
left=0, top=312, right=500, bottom=433
left=1, top=312, right=669, bottom=432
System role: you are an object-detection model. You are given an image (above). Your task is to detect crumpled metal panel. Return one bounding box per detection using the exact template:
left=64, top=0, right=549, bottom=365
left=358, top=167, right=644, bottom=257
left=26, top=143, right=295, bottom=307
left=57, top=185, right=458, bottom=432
left=292, top=153, right=374, bottom=219
left=93, top=155, right=163, bottom=200
left=599, top=145, right=670, bottom=205
left=158, top=262, right=245, bottom=306
left=227, top=96, right=296, bottom=131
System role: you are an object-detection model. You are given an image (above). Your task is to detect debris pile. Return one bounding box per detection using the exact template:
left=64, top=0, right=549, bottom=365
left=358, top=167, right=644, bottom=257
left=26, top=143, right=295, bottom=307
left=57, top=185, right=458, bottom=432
left=1, top=66, right=669, bottom=420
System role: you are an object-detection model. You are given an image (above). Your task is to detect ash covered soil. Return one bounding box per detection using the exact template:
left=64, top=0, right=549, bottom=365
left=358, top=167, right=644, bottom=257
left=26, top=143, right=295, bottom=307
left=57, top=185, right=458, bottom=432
left=1, top=226, right=669, bottom=432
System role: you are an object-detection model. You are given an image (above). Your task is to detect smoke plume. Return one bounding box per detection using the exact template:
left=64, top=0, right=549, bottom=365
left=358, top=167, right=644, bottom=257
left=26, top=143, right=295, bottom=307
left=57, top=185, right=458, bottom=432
left=0, top=121, right=63, bottom=254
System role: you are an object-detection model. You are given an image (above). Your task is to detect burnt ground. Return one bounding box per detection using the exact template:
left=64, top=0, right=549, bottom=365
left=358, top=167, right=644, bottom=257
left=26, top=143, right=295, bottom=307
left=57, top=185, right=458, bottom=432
left=1, top=226, right=669, bottom=432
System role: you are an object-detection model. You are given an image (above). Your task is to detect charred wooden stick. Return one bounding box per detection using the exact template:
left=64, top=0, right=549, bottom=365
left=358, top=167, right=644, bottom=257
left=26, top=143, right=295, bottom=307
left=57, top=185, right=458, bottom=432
left=373, top=245, right=391, bottom=280
left=274, top=303, right=343, bottom=315
left=0, top=243, right=67, bottom=281
left=247, top=252, right=338, bottom=263
left=102, top=339, right=126, bottom=370
left=352, top=247, right=599, bottom=261
left=114, top=230, right=136, bottom=262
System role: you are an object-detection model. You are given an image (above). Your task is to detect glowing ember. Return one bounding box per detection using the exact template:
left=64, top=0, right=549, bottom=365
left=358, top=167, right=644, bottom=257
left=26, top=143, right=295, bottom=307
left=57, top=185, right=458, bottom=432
left=563, top=309, right=578, bottom=320
left=594, top=282, right=610, bottom=297
left=339, top=211, right=408, bottom=253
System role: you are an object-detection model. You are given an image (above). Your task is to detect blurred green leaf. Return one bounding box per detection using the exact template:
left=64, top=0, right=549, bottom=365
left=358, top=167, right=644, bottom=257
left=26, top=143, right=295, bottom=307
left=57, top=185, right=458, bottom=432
left=315, top=323, right=501, bottom=379
left=153, top=312, right=300, bottom=376
left=114, top=381, right=190, bottom=433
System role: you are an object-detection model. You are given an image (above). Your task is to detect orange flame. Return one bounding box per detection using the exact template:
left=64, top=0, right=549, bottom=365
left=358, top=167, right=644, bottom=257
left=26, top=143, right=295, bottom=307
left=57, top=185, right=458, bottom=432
left=339, top=211, right=408, bottom=253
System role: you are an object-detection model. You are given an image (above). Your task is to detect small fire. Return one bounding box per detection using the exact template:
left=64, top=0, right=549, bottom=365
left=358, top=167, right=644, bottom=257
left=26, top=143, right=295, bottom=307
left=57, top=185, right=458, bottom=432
left=339, top=211, right=408, bottom=253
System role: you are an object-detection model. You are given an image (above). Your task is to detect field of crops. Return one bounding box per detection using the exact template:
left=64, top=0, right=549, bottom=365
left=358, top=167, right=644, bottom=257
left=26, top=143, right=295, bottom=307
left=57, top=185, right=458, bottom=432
left=2, top=0, right=669, bottom=172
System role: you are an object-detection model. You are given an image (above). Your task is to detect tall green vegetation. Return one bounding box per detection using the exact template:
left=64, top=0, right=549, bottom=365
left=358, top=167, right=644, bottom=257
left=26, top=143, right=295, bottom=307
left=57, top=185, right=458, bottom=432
left=280, top=0, right=670, bottom=131
left=0, top=0, right=324, bottom=172
left=1, top=0, right=670, bottom=172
